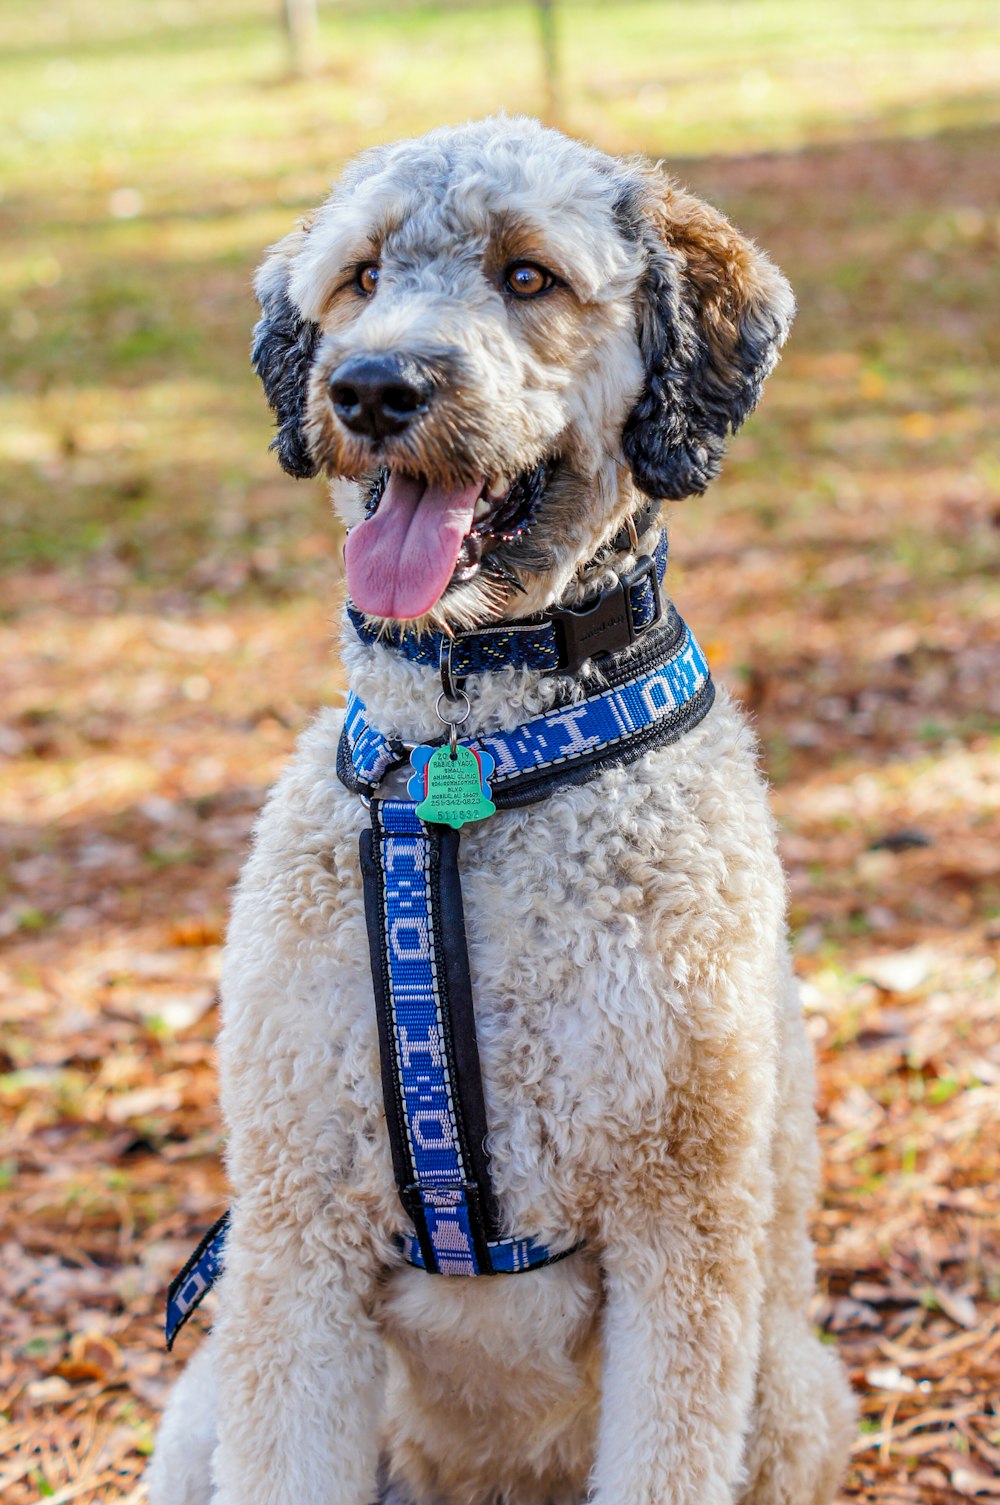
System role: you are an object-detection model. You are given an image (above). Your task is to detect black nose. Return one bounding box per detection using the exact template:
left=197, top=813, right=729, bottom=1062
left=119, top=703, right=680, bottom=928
left=328, top=353, right=432, bottom=440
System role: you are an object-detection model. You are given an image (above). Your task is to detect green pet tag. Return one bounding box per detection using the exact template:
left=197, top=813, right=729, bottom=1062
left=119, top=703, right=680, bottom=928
left=408, top=744, right=496, bottom=830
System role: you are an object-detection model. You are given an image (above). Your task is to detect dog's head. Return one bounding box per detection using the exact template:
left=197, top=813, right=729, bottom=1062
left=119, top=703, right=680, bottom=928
left=252, top=117, right=794, bottom=629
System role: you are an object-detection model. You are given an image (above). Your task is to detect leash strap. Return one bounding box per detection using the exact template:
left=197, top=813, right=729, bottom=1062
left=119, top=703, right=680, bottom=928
left=360, top=800, right=564, bottom=1275
left=165, top=1210, right=229, bottom=1349
left=338, top=609, right=714, bottom=807
left=346, top=530, right=668, bottom=678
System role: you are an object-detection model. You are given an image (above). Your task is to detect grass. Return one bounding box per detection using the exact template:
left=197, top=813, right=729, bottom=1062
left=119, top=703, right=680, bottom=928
left=1, top=0, right=999, bottom=581
left=2, top=5, right=1000, bottom=1504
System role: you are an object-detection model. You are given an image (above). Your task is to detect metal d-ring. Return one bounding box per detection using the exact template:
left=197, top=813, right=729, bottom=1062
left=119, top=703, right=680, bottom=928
left=435, top=688, right=471, bottom=726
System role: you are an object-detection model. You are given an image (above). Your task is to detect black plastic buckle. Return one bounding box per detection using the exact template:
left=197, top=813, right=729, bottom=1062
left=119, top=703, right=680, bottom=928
left=549, top=554, right=661, bottom=673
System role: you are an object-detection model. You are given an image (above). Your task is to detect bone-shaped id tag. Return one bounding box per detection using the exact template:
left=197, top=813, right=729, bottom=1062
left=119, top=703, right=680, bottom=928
left=407, top=743, right=496, bottom=829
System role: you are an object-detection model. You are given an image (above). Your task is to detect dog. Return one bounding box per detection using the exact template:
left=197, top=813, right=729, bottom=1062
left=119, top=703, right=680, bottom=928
left=148, top=115, right=855, bottom=1505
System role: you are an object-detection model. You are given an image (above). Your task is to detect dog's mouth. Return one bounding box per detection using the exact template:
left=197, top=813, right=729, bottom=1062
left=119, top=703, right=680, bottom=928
left=343, top=464, right=547, bottom=621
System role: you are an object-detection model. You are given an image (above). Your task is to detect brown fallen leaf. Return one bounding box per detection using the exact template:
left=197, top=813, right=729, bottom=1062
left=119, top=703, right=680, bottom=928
left=851, top=1403, right=981, bottom=1455
left=911, top=1465, right=953, bottom=1492
left=866, top=1362, right=916, bottom=1392
left=851, top=1280, right=923, bottom=1305
left=858, top=946, right=937, bottom=993
left=24, top=1376, right=73, bottom=1406
left=54, top=1333, right=123, bottom=1385
left=105, top=1085, right=183, bottom=1123
left=818, top=1294, right=883, bottom=1331
left=880, top=1320, right=998, bottom=1367
left=960, top=1424, right=1000, bottom=1474
left=168, top=915, right=224, bottom=947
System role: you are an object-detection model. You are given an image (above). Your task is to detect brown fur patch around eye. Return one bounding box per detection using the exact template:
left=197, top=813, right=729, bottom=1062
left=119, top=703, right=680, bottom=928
left=516, top=298, right=594, bottom=368
left=308, top=222, right=394, bottom=320
left=319, top=284, right=370, bottom=332
left=484, top=211, right=573, bottom=291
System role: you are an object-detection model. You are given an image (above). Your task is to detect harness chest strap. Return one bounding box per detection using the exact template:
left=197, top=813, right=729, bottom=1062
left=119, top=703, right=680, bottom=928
left=163, top=558, right=714, bottom=1344
left=165, top=800, right=566, bottom=1348
left=360, top=801, right=567, bottom=1275
left=338, top=607, right=713, bottom=809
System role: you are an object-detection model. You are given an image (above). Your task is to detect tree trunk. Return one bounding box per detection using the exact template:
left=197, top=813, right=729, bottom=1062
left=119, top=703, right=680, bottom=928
left=283, top=0, right=320, bottom=78
left=535, top=0, right=561, bottom=123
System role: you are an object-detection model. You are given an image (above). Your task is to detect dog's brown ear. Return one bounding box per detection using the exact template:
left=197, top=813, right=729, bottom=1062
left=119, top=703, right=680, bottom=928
left=619, top=169, right=794, bottom=500
left=251, top=230, right=322, bottom=480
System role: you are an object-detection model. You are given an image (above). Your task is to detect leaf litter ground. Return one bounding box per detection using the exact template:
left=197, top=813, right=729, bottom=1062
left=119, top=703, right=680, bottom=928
left=2, top=113, right=999, bottom=1505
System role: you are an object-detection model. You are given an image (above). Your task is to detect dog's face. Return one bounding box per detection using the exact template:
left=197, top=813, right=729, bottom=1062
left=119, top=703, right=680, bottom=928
left=253, top=117, right=794, bottom=630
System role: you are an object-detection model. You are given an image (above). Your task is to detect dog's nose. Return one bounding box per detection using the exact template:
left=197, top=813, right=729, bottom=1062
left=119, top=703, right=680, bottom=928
left=328, top=354, right=432, bottom=440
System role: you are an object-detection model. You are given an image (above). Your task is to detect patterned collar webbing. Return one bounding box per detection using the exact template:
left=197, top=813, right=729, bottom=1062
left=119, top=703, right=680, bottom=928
left=345, top=530, right=669, bottom=678
left=337, top=608, right=714, bottom=810
left=165, top=1211, right=229, bottom=1349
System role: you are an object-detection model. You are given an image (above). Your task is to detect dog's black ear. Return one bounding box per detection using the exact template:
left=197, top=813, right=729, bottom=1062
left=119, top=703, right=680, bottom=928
left=619, top=171, right=795, bottom=500
left=251, top=232, right=322, bottom=480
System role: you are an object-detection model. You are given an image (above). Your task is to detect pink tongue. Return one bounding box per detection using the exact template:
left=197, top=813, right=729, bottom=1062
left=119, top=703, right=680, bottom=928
left=344, top=472, right=484, bottom=620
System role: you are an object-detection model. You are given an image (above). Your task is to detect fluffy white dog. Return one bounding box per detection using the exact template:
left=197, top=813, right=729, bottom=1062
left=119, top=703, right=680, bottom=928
left=149, top=116, right=855, bottom=1505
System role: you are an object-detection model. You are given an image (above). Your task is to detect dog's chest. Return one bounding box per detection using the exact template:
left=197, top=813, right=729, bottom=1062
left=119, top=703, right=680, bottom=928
left=241, top=691, right=775, bottom=1251
left=310, top=764, right=675, bottom=1239
left=421, top=775, right=675, bottom=1233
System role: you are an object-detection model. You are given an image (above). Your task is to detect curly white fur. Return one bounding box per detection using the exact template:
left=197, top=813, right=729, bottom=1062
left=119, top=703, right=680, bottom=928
left=148, top=116, right=854, bottom=1505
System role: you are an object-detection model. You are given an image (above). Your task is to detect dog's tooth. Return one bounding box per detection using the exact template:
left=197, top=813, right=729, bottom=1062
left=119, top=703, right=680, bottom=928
left=474, top=497, right=492, bottom=521
left=488, top=478, right=508, bottom=499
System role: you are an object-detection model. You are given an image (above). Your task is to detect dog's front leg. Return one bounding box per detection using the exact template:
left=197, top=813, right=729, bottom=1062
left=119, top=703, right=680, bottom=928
left=589, top=1133, right=771, bottom=1505
left=209, top=1200, right=384, bottom=1505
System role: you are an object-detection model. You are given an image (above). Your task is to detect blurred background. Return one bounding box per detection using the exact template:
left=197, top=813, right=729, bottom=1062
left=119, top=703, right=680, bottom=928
left=1, top=3, right=999, bottom=1501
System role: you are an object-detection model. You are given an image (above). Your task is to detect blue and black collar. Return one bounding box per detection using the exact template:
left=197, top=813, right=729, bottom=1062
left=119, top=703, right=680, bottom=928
left=345, top=503, right=667, bottom=680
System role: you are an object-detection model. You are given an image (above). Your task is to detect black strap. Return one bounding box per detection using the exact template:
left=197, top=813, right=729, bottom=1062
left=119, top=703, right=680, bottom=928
left=165, top=1210, right=230, bottom=1350
left=359, top=807, right=501, bottom=1273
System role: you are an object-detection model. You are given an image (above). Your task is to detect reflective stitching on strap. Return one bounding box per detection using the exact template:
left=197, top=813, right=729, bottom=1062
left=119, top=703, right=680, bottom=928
left=399, top=1230, right=576, bottom=1274
left=471, top=623, right=706, bottom=780
left=341, top=616, right=712, bottom=801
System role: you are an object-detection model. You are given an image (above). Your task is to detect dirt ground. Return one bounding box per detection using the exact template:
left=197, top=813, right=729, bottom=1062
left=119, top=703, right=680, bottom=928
left=2, top=17, right=999, bottom=1501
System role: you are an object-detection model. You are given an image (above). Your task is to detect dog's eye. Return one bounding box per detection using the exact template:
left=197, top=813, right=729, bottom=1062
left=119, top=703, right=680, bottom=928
left=504, top=262, right=556, bottom=299
left=355, top=263, right=380, bottom=296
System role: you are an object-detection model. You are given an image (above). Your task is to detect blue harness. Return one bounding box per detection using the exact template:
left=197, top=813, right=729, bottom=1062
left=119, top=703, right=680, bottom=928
left=360, top=802, right=563, bottom=1275
left=165, top=528, right=713, bottom=1345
